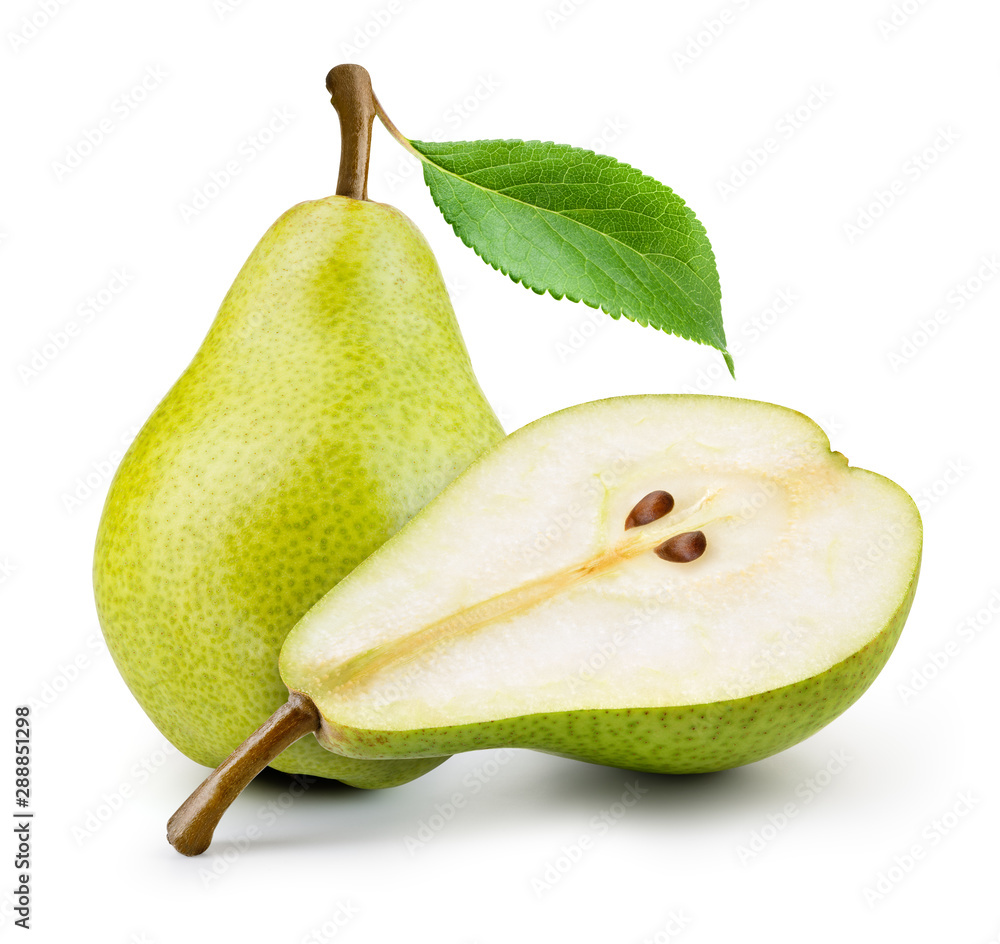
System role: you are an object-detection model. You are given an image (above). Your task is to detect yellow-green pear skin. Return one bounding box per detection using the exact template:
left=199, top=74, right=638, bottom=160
left=93, top=196, right=504, bottom=786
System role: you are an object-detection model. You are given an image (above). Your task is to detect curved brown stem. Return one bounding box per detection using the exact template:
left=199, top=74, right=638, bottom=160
left=326, top=63, right=376, bottom=200
left=167, top=693, right=320, bottom=856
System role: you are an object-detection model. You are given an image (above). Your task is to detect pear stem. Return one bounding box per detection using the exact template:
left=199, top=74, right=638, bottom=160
left=167, top=692, right=320, bottom=856
left=372, top=93, right=425, bottom=162
left=327, top=64, right=377, bottom=200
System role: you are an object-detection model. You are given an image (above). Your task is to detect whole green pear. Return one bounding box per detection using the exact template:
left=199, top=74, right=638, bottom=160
left=93, top=195, right=503, bottom=786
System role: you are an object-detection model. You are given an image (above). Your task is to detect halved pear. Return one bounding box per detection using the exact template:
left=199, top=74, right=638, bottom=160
left=169, top=395, right=921, bottom=854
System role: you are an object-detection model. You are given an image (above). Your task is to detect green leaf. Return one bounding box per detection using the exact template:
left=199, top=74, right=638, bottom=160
left=409, top=138, right=731, bottom=374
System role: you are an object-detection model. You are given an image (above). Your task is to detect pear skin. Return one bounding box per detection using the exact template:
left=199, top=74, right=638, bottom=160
left=94, top=196, right=503, bottom=787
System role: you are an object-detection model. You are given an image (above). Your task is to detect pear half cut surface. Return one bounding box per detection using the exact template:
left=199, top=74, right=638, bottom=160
left=168, top=395, right=920, bottom=854
left=283, top=395, right=920, bottom=773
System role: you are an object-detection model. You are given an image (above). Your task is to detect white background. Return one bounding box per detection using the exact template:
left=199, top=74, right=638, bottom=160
left=3, top=0, right=999, bottom=940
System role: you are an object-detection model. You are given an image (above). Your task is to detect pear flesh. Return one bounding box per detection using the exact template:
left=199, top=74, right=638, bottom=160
left=280, top=395, right=921, bottom=774
left=93, top=196, right=504, bottom=786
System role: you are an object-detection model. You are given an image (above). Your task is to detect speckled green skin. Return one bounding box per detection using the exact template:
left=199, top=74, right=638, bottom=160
left=312, top=563, right=919, bottom=774
left=93, top=197, right=503, bottom=787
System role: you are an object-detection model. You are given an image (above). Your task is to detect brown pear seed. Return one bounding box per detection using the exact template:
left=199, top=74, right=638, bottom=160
left=624, top=490, right=675, bottom=530
left=654, top=530, right=707, bottom=563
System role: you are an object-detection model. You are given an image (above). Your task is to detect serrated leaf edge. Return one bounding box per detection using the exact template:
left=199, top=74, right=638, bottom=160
left=410, top=138, right=732, bottom=371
